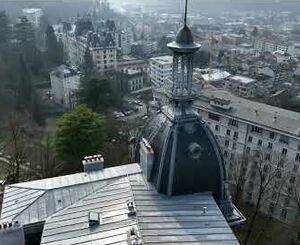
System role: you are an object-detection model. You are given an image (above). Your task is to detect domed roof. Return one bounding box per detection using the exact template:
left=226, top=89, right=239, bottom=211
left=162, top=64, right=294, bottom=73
left=137, top=111, right=228, bottom=202
left=176, top=24, right=194, bottom=45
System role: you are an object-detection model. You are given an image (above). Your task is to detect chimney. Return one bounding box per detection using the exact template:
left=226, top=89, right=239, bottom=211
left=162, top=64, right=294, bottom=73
left=82, top=154, right=104, bottom=172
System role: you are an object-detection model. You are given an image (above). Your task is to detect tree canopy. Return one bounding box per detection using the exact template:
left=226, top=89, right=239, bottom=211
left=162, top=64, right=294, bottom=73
left=46, top=25, right=64, bottom=66
left=79, top=76, right=123, bottom=113
left=54, top=105, right=106, bottom=169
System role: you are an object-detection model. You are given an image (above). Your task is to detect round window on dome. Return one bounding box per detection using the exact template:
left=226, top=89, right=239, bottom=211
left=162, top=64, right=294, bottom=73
left=188, top=142, right=203, bottom=160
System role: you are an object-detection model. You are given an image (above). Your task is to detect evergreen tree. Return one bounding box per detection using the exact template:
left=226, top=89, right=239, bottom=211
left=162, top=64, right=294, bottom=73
left=31, top=92, right=45, bottom=126
left=0, top=11, right=10, bottom=46
left=14, top=16, right=38, bottom=67
left=81, top=46, right=94, bottom=76
left=14, top=16, right=35, bottom=48
left=45, top=25, right=63, bottom=66
left=17, top=55, right=33, bottom=110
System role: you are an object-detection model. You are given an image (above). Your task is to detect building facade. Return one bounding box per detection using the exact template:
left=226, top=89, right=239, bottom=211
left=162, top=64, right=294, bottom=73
left=225, top=75, right=257, bottom=98
left=61, top=18, right=117, bottom=74
left=194, top=88, right=300, bottom=224
left=150, top=55, right=173, bottom=88
left=50, top=65, right=81, bottom=108
left=22, top=8, right=43, bottom=29
left=122, top=69, right=144, bottom=92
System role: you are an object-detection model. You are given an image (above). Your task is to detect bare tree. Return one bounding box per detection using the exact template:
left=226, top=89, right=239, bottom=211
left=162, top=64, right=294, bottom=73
left=229, top=153, right=248, bottom=203
left=4, top=117, right=27, bottom=183
left=243, top=149, right=284, bottom=245
left=290, top=179, right=300, bottom=244
left=27, top=135, right=64, bottom=179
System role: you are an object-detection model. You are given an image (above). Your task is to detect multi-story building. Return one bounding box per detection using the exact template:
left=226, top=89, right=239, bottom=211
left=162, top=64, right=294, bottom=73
left=225, top=75, right=257, bottom=98
left=22, top=8, right=43, bottom=29
left=122, top=69, right=144, bottom=92
left=118, top=30, right=133, bottom=55
left=254, top=38, right=289, bottom=53
left=150, top=56, right=173, bottom=88
left=61, top=18, right=117, bottom=74
left=194, top=88, right=300, bottom=224
left=117, top=56, right=148, bottom=73
left=50, top=65, right=81, bottom=108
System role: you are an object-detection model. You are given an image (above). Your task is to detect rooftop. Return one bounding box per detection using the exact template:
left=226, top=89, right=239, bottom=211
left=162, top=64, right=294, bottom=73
left=0, top=163, right=239, bottom=245
left=195, top=68, right=231, bottom=82
left=194, top=88, right=300, bottom=138
left=150, top=55, right=173, bottom=65
left=229, top=75, right=256, bottom=84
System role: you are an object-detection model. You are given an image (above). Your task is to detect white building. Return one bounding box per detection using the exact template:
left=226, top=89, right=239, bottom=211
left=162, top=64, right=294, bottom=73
left=254, top=38, right=289, bottom=54
left=226, top=75, right=257, bottom=98
left=50, top=65, right=81, bottom=108
left=22, top=8, right=43, bottom=29
left=118, top=30, right=133, bottom=55
left=150, top=56, right=173, bottom=88
left=194, top=88, right=300, bottom=224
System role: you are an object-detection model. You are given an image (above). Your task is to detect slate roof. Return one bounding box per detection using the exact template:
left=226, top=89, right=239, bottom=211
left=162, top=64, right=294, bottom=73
left=0, top=164, right=239, bottom=245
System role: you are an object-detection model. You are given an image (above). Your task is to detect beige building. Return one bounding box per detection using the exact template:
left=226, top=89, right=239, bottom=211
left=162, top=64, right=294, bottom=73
left=194, top=88, right=300, bottom=224
left=62, top=31, right=117, bottom=74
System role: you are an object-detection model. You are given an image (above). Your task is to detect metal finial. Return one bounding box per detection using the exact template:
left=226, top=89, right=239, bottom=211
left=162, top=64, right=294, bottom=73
left=184, top=0, right=189, bottom=26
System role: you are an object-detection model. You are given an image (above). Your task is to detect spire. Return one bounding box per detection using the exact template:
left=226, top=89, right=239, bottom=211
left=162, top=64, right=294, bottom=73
left=184, top=0, right=188, bottom=26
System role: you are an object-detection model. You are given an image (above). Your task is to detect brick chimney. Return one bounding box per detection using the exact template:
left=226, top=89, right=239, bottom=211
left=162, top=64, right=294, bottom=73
left=82, top=154, right=104, bottom=172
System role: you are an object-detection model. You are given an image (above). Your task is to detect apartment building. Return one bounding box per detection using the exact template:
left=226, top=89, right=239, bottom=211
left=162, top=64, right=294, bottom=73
left=22, top=8, right=43, bottom=29
left=226, top=75, right=257, bottom=98
left=254, top=38, right=289, bottom=53
left=50, top=65, right=81, bottom=108
left=194, top=88, right=300, bottom=224
left=150, top=56, right=173, bottom=87
left=123, top=69, right=144, bottom=92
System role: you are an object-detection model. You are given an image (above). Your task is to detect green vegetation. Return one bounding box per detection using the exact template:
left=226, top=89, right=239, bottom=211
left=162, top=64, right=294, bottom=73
left=78, top=75, right=124, bottom=113
left=54, top=105, right=106, bottom=170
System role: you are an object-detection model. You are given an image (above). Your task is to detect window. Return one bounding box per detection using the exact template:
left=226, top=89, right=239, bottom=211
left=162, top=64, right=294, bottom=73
left=270, top=132, right=275, bottom=139
left=293, top=164, right=299, bottom=173
left=282, top=148, right=287, bottom=155
left=251, top=125, right=263, bottom=134
left=233, top=132, right=239, bottom=140
left=232, top=143, right=237, bottom=150
left=296, top=153, right=300, bottom=161
left=268, top=142, right=273, bottom=149
left=298, top=145, right=300, bottom=151
left=248, top=136, right=253, bottom=143
left=246, top=147, right=251, bottom=154
left=225, top=140, right=229, bottom=147
left=281, top=209, right=287, bottom=220
left=258, top=139, right=263, bottom=146
left=215, top=125, right=220, bottom=131
left=226, top=129, right=231, bottom=136
left=229, top=119, right=238, bottom=127
left=208, top=113, right=220, bottom=121
left=224, top=150, right=228, bottom=158
left=265, top=154, right=271, bottom=160
left=279, top=135, right=289, bottom=145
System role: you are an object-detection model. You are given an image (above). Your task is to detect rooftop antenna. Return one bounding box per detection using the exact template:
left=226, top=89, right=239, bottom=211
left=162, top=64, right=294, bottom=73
left=184, top=0, right=188, bottom=26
